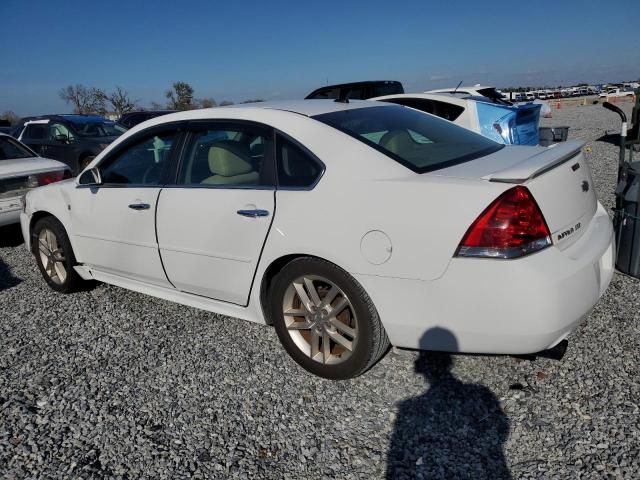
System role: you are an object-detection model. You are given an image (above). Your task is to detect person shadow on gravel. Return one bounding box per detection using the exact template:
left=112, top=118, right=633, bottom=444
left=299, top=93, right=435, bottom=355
left=0, top=255, right=22, bottom=292
left=386, top=328, right=511, bottom=479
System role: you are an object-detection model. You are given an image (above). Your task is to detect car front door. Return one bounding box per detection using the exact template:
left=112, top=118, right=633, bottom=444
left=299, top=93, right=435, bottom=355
left=156, top=122, right=275, bottom=305
left=69, top=126, right=182, bottom=287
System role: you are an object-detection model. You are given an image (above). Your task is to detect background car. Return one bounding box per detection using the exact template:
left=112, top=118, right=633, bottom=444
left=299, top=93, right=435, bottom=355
left=306, top=80, right=404, bottom=100
left=373, top=92, right=542, bottom=145
left=118, top=110, right=177, bottom=129
left=0, top=133, right=70, bottom=227
left=426, top=85, right=510, bottom=104
left=21, top=100, right=613, bottom=379
left=13, top=114, right=127, bottom=174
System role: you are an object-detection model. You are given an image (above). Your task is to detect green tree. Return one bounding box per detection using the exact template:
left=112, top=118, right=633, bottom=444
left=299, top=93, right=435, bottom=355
left=165, top=81, right=195, bottom=110
left=0, top=111, right=19, bottom=125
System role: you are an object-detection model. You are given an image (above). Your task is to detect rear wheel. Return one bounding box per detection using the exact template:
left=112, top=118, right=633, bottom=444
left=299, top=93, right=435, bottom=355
left=33, top=216, right=82, bottom=293
left=270, top=257, right=389, bottom=379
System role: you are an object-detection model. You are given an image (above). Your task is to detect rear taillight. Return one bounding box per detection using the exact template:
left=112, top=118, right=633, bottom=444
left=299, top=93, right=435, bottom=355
left=456, top=186, right=552, bottom=259
left=26, top=170, right=71, bottom=188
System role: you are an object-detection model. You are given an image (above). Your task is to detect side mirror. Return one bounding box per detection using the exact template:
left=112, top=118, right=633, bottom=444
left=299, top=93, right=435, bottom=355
left=78, top=167, right=102, bottom=186
left=54, top=133, right=69, bottom=143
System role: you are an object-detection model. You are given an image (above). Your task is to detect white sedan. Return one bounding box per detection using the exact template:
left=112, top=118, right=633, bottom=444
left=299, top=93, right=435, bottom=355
left=20, top=100, right=614, bottom=379
left=0, top=133, right=71, bottom=227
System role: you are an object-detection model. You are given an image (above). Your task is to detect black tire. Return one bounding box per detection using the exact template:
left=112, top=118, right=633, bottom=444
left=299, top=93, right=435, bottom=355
left=33, top=216, right=83, bottom=293
left=269, top=257, right=390, bottom=379
left=79, top=155, right=95, bottom=172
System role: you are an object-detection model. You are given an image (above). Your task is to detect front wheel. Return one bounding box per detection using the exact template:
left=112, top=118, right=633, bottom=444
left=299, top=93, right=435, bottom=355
left=33, top=216, right=83, bottom=293
left=269, top=257, right=389, bottom=379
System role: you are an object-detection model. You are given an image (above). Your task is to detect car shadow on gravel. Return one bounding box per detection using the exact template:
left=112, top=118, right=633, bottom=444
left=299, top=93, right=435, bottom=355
left=0, top=224, right=24, bottom=247
left=0, top=256, right=22, bottom=291
left=386, top=328, right=511, bottom=479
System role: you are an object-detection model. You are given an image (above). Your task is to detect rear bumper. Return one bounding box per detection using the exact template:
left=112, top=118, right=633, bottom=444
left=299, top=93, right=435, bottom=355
left=0, top=197, right=22, bottom=227
left=356, top=202, right=615, bottom=354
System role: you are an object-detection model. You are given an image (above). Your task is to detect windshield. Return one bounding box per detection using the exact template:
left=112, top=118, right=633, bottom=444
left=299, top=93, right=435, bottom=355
left=69, top=120, right=127, bottom=137
left=313, top=105, right=503, bottom=173
left=0, top=136, right=35, bottom=160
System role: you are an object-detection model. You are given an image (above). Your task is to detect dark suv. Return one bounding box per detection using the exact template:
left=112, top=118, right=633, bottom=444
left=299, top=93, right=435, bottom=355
left=306, top=80, right=404, bottom=100
left=13, top=114, right=127, bottom=174
left=118, top=110, right=177, bottom=129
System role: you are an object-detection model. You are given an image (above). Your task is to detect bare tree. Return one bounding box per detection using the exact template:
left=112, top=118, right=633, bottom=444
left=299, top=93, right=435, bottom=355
left=149, top=102, right=164, bottom=111
left=107, top=86, right=137, bottom=117
left=195, top=97, right=217, bottom=109
left=219, top=100, right=235, bottom=106
left=239, top=98, right=264, bottom=104
left=59, top=85, right=107, bottom=114
left=165, top=81, right=194, bottom=110
left=0, top=111, right=19, bottom=126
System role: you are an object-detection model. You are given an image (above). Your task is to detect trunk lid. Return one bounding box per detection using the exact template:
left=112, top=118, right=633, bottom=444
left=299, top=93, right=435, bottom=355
left=432, top=141, right=597, bottom=250
left=0, top=156, right=69, bottom=178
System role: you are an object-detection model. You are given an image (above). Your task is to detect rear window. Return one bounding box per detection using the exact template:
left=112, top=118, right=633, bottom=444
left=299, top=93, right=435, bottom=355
left=380, top=98, right=464, bottom=121
left=0, top=136, right=34, bottom=160
left=313, top=105, right=502, bottom=173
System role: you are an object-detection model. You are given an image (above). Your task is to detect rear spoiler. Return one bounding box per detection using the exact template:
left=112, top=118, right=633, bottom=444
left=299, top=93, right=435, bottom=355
left=484, top=140, right=585, bottom=184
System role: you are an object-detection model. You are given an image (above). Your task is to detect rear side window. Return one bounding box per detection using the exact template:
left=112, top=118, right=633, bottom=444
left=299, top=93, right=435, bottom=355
left=313, top=105, right=502, bottom=174
left=381, top=98, right=464, bottom=121
left=22, top=124, right=48, bottom=140
left=276, top=135, right=322, bottom=188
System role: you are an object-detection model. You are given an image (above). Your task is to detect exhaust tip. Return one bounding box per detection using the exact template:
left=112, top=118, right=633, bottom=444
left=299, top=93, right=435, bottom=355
left=536, top=339, right=568, bottom=361
left=512, top=340, right=569, bottom=362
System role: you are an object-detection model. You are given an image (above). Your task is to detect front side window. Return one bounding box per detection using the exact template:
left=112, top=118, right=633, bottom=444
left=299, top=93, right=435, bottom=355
left=313, top=105, right=502, bottom=173
left=100, top=131, right=178, bottom=185
left=276, top=135, right=322, bottom=188
left=0, top=137, right=35, bottom=160
left=178, top=125, right=271, bottom=187
left=49, top=123, right=75, bottom=141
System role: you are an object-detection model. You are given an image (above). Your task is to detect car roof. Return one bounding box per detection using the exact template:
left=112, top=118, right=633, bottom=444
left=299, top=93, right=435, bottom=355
left=428, top=85, right=494, bottom=92
left=18, top=114, right=111, bottom=123
left=154, top=99, right=392, bottom=119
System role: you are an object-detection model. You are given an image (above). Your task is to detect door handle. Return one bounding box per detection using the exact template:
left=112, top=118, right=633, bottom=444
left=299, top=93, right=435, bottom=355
left=237, top=209, right=270, bottom=218
left=128, top=203, right=151, bottom=210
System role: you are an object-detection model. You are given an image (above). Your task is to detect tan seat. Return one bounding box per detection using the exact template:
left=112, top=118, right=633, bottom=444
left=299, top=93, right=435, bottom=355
left=379, top=130, right=415, bottom=155
left=201, top=141, right=259, bottom=185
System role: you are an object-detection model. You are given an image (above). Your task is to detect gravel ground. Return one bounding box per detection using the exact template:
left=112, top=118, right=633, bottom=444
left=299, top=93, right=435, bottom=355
left=1, top=103, right=639, bottom=479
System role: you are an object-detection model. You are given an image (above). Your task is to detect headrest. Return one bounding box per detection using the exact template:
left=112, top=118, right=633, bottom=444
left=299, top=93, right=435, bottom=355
left=379, top=130, right=415, bottom=155
left=208, top=141, right=253, bottom=177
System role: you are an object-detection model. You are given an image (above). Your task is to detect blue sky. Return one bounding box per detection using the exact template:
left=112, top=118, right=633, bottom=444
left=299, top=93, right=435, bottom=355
left=1, top=0, right=638, bottom=116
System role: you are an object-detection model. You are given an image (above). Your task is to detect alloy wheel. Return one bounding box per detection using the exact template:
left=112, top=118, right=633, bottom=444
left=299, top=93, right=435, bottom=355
left=38, top=228, right=67, bottom=285
left=282, top=275, right=358, bottom=365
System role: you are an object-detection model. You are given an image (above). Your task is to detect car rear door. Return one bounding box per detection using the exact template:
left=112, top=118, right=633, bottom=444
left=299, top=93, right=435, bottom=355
left=18, top=120, right=50, bottom=156
left=155, top=121, right=275, bottom=305
left=69, top=125, right=183, bottom=286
